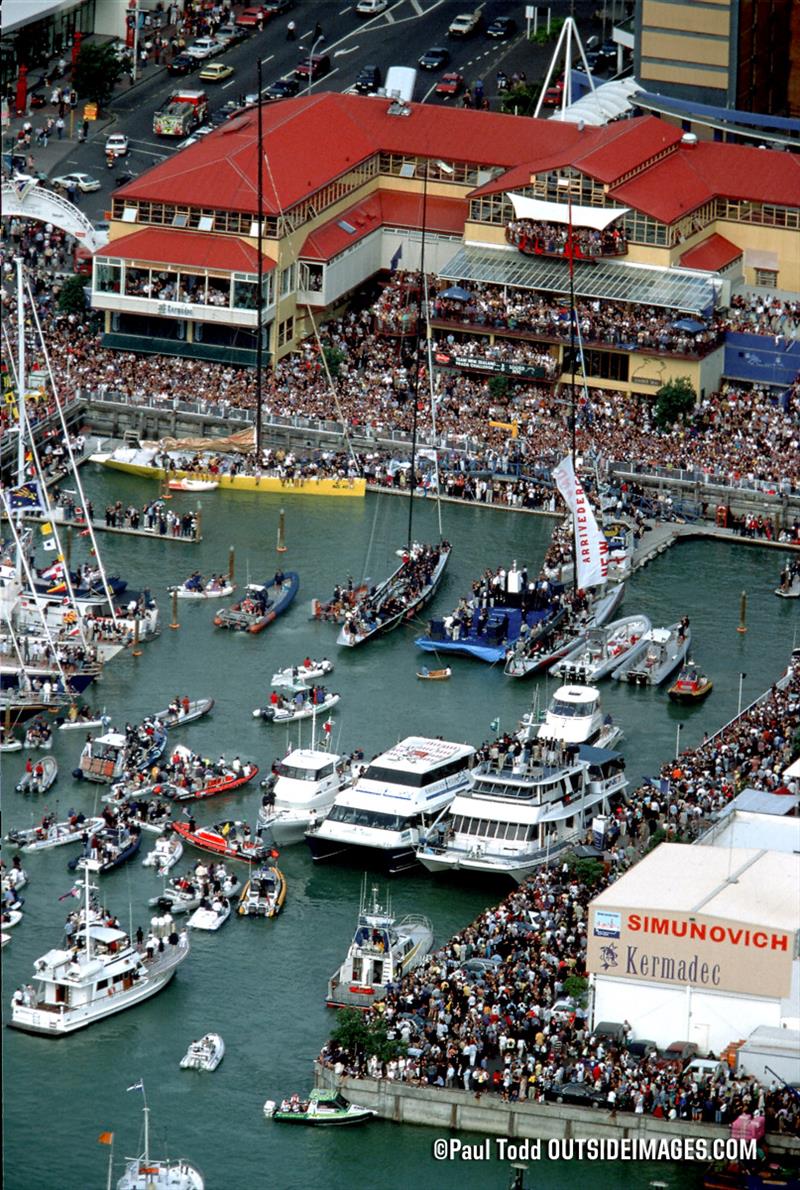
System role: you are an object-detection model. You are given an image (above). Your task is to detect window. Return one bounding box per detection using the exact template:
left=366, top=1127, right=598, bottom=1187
left=232, top=274, right=257, bottom=309
left=754, top=268, right=778, bottom=287
left=280, top=263, right=296, bottom=297
left=95, top=261, right=122, bottom=293
left=277, top=317, right=294, bottom=347
left=299, top=262, right=324, bottom=292
left=581, top=349, right=629, bottom=383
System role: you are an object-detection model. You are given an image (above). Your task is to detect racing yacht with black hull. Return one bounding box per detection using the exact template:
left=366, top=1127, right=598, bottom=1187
left=305, top=736, right=475, bottom=874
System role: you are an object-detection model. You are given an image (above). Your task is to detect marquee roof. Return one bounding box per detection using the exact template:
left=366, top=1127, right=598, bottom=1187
left=591, top=844, right=800, bottom=932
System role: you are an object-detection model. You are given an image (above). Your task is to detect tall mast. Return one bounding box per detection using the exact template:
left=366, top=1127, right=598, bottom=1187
left=255, top=58, right=264, bottom=459
left=15, top=257, right=26, bottom=489
left=407, top=157, right=429, bottom=550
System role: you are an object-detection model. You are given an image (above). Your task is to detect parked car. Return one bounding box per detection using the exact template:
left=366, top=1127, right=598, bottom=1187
left=199, top=62, right=235, bottom=82
left=544, top=1082, right=606, bottom=1108
left=355, top=64, right=382, bottom=93
left=448, top=11, right=481, bottom=37
left=294, top=54, right=331, bottom=81
left=435, top=72, right=465, bottom=97
left=593, top=1021, right=627, bottom=1044
left=168, top=53, right=196, bottom=76
left=547, top=998, right=578, bottom=1026
left=214, top=24, right=250, bottom=48
left=418, top=46, right=450, bottom=70
left=684, top=1058, right=729, bottom=1082
left=185, top=37, right=220, bottom=60
left=626, top=1038, right=659, bottom=1060
left=542, top=80, right=565, bottom=106
left=486, top=16, right=517, bottom=38
left=657, top=1041, right=700, bottom=1070
left=115, top=171, right=136, bottom=186
left=51, top=172, right=101, bottom=193
left=356, top=0, right=388, bottom=14
left=105, top=134, right=129, bottom=157
left=235, top=6, right=269, bottom=27
left=263, top=0, right=293, bottom=12
left=263, top=77, right=300, bottom=101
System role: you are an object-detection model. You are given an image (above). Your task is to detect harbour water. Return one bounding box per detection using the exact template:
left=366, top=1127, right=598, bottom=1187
left=2, top=469, right=798, bottom=1189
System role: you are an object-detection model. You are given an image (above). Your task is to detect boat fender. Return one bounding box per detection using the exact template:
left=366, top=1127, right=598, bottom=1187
left=72, top=768, right=83, bottom=780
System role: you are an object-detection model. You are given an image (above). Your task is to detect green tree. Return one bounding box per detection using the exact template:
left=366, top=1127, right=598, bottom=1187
left=73, top=43, right=125, bottom=110
left=563, top=974, right=589, bottom=1006
left=330, top=1008, right=369, bottom=1056
left=322, top=345, right=347, bottom=380
left=566, top=855, right=606, bottom=888
left=530, top=16, right=565, bottom=44
left=499, top=82, right=542, bottom=117
left=58, top=275, right=87, bottom=314
left=653, top=377, right=697, bottom=429
left=365, top=1017, right=407, bottom=1064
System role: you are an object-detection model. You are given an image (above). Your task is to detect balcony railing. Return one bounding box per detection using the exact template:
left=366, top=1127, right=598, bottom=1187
left=92, top=290, right=263, bottom=328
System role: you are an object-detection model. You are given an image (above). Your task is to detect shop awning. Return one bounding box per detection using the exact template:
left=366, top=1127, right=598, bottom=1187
left=507, top=192, right=628, bottom=231
left=440, top=245, right=719, bottom=314
left=96, top=228, right=275, bottom=274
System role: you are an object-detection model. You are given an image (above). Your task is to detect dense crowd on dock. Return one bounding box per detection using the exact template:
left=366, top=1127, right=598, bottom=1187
left=4, top=230, right=800, bottom=498
left=320, top=657, right=800, bottom=1131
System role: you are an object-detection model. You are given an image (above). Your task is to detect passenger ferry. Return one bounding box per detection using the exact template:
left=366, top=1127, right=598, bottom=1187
left=417, top=739, right=628, bottom=882
left=305, top=736, right=475, bottom=874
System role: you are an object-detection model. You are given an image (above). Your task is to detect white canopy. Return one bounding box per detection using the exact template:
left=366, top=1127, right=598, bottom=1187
left=507, top=192, right=629, bottom=232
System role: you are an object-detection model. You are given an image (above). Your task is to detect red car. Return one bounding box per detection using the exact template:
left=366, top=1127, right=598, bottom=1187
left=294, top=54, right=331, bottom=81
left=542, top=80, right=564, bottom=106
left=435, top=72, right=465, bottom=97
left=235, top=5, right=269, bottom=27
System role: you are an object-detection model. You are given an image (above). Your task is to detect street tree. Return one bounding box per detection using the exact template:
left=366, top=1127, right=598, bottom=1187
left=73, top=44, right=125, bottom=110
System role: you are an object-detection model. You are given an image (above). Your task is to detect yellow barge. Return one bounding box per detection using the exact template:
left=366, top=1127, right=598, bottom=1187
left=90, top=451, right=365, bottom=498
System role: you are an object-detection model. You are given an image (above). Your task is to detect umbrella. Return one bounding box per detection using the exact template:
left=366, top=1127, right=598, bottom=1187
left=439, top=285, right=471, bottom=301
left=671, top=318, right=705, bottom=334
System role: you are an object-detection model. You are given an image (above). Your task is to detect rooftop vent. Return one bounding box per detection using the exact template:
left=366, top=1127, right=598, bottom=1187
left=681, top=132, right=698, bottom=146
left=387, top=100, right=412, bottom=117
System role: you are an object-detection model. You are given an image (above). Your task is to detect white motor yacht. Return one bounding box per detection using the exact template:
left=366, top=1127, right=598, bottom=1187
left=9, top=860, right=189, bottom=1035
left=305, top=736, right=475, bottom=874
left=258, top=748, right=352, bottom=846
left=521, top=684, right=623, bottom=750
left=417, top=739, right=628, bottom=882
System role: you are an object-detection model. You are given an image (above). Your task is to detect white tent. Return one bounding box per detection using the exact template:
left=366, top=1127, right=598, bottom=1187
left=506, top=192, right=629, bottom=231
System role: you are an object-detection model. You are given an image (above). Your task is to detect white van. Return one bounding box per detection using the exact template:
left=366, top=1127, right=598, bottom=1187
left=684, top=1057, right=729, bottom=1082
left=384, top=66, right=417, bottom=103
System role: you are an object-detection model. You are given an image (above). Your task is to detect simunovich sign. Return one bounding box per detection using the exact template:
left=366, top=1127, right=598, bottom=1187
left=587, top=907, right=795, bottom=998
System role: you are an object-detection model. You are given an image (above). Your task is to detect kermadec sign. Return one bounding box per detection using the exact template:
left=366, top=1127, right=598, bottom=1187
left=587, top=907, right=795, bottom=998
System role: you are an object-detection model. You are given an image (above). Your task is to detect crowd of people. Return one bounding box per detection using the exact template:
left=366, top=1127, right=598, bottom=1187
left=506, top=219, right=628, bottom=260
left=320, top=656, right=800, bottom=1133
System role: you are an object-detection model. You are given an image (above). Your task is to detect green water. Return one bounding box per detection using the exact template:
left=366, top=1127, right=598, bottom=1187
left=2, top=470, right=797, bottom=1189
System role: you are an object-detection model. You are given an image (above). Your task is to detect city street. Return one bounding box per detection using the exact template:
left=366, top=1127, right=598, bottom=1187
left=6, top=0, right=606, bottom=224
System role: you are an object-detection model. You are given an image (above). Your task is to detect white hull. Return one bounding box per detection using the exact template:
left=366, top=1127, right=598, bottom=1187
left=188, top=904, right=231, bottom=931
left=180, top=1033, right=225, bottom=1071
left=271, top=660, right=334, bottom=687
left=174, top=584, right=233, bottom=600
left=268, top=808, right=330, bottom=848
left=9, top=964, right=180, bottom=1035
left=58, top=717, right=106, bottom=732
left=8, top=817, right=105, bottom=852
left=254, top=693, right=340, bottom=723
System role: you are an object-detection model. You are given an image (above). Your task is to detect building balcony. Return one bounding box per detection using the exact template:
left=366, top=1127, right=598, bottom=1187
left=92, top=289, right=267, bottom=328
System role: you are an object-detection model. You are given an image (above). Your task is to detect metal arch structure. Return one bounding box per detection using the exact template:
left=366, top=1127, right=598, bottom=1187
left=1, top=182, right=108, bottom=253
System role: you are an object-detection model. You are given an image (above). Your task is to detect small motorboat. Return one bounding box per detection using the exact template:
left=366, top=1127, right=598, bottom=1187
left=142, top=832, right=184, bottom=874
left=172, top=576, right=233, bottom=600
left=187, top=896, right=232, bottom=931
left=668, top=665, right=713, bottom=703
left=2, top=908, right=24, bottom=929
left=550, top=614, right=651, bottom=683
left=171, top=819, right=267, bottom=863
left=214, top=572, right=299, bottom=633
left=1, top=932, right=11, bottom=947
left=149, top=864, right=240, bottom=914
left=416, top=666, right=452, bottom=681
left=264, top=1089, right=376, bottom=1126
left=271, top=658, right=334, bottom=689
left=15, top=756, right=58, bottom=794
left=253, top=690, right=340, bottom=723
left=5, top=815, right=105, bottom=853
left=168, top=478, right=219, bottom=492
left=57, top=709, right=110, bottom=732
left=68, top=825, right=142, bottom=874
left=237, top=862, right=286, bottom=918
left=23, top=721, right=53, bottom=750
left=164, top=759, right=258, bottom=802
left=612, top=622, right=691, bottom=687
left=180, top=1032, right=225, bottom=1070
left=774, top=564, right=800, bottom=599
left=152, top=698, right=214, bottom=729
left=0, top=731, right=22, bottom=752
left=1, top=861, right=28, bottom=894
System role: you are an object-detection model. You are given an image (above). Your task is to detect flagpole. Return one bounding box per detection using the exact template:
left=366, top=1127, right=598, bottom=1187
left=15, top=256, right=26, bottom=490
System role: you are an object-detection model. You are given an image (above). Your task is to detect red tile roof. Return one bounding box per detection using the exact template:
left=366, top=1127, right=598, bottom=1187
left=113, top=93, right=599, bottom=216
left=609, top=152, right=714, bottom=223
left=571, top=117, right=685, bottom=184
left=96, top=228, right=275, bottom=272
left=299, top=192, right=466, bottom=261
left=679, top=233, right=742, bottom=271
left=685, top=141, right=800, bottom=207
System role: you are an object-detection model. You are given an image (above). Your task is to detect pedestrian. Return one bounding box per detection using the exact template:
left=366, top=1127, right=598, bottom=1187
left=55, top=116, right=65, bottom=139
left=286, top=19, right=296, bottom=39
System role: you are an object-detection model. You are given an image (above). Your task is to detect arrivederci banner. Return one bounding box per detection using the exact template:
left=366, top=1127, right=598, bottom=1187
left=552, top=454, right=608, bottom=590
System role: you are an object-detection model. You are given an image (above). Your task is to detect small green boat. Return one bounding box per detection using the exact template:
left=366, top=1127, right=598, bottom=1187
left=263, top=1089, right=376, bottom=1126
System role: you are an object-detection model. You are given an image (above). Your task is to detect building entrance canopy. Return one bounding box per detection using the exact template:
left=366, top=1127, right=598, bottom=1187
left=507, top=192, right=629, bottom=231
left=441, top=246, right=719, bottom=314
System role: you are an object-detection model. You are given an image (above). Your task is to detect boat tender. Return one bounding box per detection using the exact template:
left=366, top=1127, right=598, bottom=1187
left=264, top=1089, right=376, bottom=1126
left=180, top=1032, right=225, bottom=1070
left=612, top=622, right=691, bottom=686
left=213, top=572, right=298, bottom=633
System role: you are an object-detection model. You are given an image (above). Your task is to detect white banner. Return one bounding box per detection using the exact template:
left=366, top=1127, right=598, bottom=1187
left=552, top=454, right=608, bottom=589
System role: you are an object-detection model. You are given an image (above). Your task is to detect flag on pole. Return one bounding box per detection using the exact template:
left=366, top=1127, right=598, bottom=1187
left=47, top=581, right=67, bottom=594
left=126, top=1081, right=144, bottom=1093
left=58, top=886, right=80, bottom=901
left=40, top=521, right=53, bottom=535
left=97, top=1132, right=114, bottom=1146
left=40, top=560, right=65, bottom=580
left=552, top=454, right=609, bottom=590
left=389, top=243, right=403, bottom=272
left=6, top=480, right=43, bottom=510
left=323, top=719, right=332, bottom=735
left=42, top=537, right=58, bottom=552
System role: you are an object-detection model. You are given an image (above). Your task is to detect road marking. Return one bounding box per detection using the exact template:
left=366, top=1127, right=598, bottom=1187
left=259, top=54, right=274, bottom=65
left=339, top=5, right=351, bottom=13
left=221, top=79, right=237, bottom=89
left=421, top=79, right=438, bottom=102
left=333, top=45, right=359, bottom=57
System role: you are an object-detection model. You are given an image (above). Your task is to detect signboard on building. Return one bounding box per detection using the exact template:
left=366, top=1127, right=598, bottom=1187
left=157, top=301, right=194, bottom=318
left=434, top=351, right=551, bottom=380
left=587, top=907, right=795, bottom=998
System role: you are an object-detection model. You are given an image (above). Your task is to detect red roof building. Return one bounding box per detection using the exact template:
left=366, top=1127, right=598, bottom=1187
left=96, top=92, right=800, bottom=367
